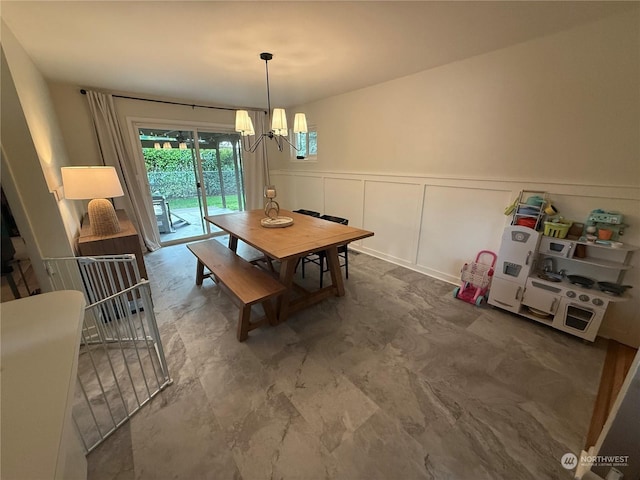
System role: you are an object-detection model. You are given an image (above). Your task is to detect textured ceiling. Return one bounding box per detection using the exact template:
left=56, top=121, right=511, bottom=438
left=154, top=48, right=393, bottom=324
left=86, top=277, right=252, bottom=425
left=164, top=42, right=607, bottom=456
left=1, top=1, right=635, bottom=109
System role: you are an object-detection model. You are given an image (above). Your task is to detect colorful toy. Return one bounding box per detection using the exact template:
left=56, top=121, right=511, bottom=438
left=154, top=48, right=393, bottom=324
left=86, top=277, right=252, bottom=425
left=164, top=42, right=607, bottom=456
left=454, top=250, right=497, bottom=306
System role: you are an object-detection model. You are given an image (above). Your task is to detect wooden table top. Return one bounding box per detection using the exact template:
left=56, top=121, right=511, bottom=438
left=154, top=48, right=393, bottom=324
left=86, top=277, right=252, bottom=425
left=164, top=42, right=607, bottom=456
left=205, top=210, right=374, bottom=261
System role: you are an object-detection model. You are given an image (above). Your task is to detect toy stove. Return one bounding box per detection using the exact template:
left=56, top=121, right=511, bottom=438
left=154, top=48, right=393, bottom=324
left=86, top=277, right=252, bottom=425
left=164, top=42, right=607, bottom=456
left=582, top=209, right=626, bottom=241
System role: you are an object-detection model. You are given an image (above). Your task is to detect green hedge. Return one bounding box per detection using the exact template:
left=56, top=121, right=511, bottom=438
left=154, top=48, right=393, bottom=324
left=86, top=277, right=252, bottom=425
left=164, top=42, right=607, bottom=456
left=148, top=170, right=242, bottom=199
left=143, top=148, right=236, bottom=172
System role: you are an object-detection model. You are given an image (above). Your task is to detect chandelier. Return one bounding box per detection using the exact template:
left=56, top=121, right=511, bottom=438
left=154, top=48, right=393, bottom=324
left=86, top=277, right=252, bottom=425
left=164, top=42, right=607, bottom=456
left=235, top=52, right=307, bottom=153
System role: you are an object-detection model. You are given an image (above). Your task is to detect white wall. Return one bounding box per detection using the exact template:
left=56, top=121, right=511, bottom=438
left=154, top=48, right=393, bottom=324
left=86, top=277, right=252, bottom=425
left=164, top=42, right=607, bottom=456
left=270, top=10, right=640, bottom=346
left=48, top=83, right=237, bottom=167
left=48, top=83, right=240, bottom=213
left=272, top=9, right=639, bottom=185
left=1, top=24, right=78, bottom=292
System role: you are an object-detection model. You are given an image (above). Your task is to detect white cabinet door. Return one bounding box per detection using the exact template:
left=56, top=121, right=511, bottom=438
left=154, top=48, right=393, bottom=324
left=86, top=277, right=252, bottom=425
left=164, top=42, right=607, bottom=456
left=488, top=277, right=523, bottom=313
left=522, top=280, right=562, bottom=314
left=494, top=226, right=541, bottom=283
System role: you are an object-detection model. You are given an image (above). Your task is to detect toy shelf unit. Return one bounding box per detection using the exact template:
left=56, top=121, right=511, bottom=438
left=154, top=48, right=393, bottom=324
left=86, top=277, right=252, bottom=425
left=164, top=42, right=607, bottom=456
left=510, top=190, right=549, bottom=232
left=537, top=236, right=637, bottom=288
left=489, top=224, right=637, bottom=342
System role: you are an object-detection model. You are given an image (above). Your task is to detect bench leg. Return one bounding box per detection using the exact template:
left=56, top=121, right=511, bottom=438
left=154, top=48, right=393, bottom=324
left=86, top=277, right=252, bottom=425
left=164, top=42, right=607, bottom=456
left=237, top=305, right=251, bottom=342
left=262, top=299, right=277, bottom=326
left=195, top=260, right=205, bottom=286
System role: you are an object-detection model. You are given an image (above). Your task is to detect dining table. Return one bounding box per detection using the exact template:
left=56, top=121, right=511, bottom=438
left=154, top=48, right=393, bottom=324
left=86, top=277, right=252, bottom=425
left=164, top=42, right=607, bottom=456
left=204, top=209, right=374, bottom=323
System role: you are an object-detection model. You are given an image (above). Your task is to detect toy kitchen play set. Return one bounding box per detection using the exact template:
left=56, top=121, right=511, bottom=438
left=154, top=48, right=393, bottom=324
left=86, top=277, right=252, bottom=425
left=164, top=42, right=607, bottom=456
left=488, top=191, right=637, bottom=341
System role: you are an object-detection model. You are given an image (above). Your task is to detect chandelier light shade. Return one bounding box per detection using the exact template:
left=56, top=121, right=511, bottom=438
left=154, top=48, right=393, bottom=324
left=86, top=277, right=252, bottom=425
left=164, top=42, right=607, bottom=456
left=179, top=142, right=188, bottom=150
left=271, top=108, right=288, bottom=136
left=293, top=113, right=308, bottom=134
left=154, top=142, right=161, bottom=150
left=61, top=166, right=124, bottom=236
left=235, top=52, right=308, bottom=153
left=162, top=142, right=172, bottom=149
left=235, top=110, right=255, bottom=136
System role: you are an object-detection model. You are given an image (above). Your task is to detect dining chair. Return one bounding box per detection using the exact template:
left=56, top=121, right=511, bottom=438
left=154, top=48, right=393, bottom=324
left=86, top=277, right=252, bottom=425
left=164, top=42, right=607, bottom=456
left=293, top=209, right=321, bottom=217
left=293, top=209, right=321, bottom=273
left=301, top=214, right=349, bottom=288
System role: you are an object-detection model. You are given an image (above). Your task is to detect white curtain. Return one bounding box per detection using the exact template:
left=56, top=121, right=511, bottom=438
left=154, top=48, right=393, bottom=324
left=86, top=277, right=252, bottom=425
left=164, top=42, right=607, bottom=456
left=85, top=90, right=161, bottom=251
left=242, top=110, right=269, bottom=211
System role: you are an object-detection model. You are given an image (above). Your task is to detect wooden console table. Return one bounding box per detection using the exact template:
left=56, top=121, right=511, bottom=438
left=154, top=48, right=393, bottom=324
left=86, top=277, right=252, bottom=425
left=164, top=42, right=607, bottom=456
left=77, top=209, right=147, bottom=280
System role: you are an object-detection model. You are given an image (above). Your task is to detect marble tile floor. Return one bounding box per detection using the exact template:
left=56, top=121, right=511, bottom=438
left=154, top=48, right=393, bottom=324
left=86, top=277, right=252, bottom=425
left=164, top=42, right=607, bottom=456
left=87, top=243, right=608, bottom=480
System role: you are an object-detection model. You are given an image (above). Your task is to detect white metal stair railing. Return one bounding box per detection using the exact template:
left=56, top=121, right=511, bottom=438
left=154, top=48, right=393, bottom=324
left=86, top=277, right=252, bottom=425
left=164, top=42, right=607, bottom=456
left=43, top=255, right=172, bottom=453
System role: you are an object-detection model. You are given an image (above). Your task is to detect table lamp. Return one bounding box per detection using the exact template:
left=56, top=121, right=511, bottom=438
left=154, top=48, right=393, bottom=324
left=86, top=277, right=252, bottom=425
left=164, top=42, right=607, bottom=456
left=61, top=166, right=124, bottom=236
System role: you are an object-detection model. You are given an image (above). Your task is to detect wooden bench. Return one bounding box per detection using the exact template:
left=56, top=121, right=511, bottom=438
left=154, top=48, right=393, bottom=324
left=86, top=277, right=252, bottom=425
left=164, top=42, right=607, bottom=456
left=187, top=239, right=286, bottom=341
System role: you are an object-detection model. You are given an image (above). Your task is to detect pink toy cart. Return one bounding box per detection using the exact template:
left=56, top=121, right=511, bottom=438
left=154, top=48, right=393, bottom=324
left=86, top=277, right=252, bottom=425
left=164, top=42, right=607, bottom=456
left=453, top=250, right=497, bottom=306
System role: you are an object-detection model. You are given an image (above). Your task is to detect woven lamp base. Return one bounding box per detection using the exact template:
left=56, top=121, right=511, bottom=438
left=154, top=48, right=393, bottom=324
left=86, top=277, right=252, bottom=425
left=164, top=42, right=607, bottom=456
left=88, top=198, right=121, bottom=236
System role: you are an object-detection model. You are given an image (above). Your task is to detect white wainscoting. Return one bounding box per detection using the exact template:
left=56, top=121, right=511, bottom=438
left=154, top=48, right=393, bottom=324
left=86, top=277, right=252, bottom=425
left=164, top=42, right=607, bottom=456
left=325, top=177, right=364, bottom=229
left=363, top=180, right=423, bottom=263
left=417, top=186, right=511, bottom=280
left=270, top=169, right=640, bottom=346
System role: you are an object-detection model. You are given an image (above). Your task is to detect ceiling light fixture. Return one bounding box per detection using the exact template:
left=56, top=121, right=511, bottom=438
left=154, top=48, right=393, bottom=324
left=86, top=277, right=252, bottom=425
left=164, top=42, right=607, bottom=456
left=235, top=52, right=307, bottom=153
left=177, top=132, right=188, bottom=150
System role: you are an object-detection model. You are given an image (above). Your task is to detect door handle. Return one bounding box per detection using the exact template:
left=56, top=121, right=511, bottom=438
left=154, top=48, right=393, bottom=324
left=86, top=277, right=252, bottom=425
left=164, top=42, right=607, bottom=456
left=495, top=300, right=515, bottom=308
left=525, top=251, right=532, bottom=265
left=550, top=298, right=557, bottom=312
left=515, top=286, right=522, bottom=300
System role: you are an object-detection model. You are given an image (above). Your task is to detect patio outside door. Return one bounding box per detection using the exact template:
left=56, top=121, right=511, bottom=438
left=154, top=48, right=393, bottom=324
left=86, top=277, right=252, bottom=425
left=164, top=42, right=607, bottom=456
left=137, top=127, right=245, bottom=244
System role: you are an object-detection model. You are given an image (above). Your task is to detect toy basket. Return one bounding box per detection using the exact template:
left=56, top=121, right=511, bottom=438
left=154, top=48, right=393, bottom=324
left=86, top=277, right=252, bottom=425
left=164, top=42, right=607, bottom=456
left=544, top=219, right=572, bottom=238
left=460, top=262, right=493, bottom=289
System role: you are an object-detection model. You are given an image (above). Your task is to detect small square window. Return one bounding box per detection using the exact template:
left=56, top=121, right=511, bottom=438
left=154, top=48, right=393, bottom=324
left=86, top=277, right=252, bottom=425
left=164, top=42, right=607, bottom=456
left=291, top=126, right=317, bottom=161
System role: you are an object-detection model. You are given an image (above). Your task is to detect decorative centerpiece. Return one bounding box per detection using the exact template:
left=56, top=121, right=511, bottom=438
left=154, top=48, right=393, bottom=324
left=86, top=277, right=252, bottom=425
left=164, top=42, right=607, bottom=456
left=260, top=185, right=294, bottom=228
left=264, top=185, right=279, bottom=218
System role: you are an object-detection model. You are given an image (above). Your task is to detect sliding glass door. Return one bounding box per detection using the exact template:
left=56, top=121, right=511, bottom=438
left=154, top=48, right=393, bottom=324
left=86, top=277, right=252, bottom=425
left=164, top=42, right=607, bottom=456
left=137, top=126, right=245, bottom=244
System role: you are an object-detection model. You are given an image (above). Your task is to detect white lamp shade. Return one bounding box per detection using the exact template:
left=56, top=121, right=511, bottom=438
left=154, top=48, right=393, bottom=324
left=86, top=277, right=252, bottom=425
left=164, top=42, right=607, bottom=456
left=293, top=113, right=308, bottom=133
left=235, top=110, right=255, bottom=136
left=162, top=142, right=172, bottom=149
left=61, top=166, right=124, bottom=200
left=154, top=142, right=161, bottom=149
left=271, top=108, right=288, bottom=135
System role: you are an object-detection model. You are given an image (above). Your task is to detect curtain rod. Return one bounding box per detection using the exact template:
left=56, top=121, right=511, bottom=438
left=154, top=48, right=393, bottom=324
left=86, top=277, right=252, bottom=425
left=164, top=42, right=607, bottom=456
left=79, top=89, right=265, bottom=113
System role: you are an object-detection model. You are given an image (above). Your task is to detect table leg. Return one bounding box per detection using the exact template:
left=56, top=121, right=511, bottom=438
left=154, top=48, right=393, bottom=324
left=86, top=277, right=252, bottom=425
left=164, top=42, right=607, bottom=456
left=228, top=235, right=239, bottom=252
left=277, top=258, right=298, bottom=323
left=326, top=246, right=346, bottom=296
